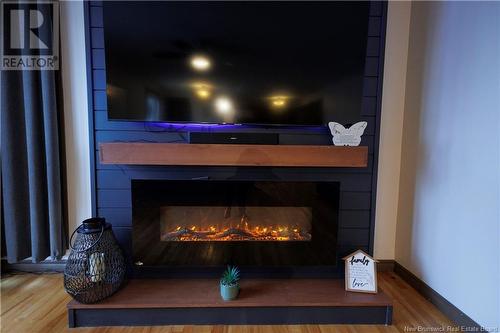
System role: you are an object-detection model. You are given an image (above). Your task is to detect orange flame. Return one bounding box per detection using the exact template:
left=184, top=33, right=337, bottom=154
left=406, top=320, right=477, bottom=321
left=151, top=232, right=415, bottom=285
left=163, top=224, right=311, bottom=242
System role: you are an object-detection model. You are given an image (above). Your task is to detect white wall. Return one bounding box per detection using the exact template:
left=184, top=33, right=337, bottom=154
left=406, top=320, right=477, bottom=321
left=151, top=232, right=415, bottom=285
left=395, top=1, right=500, bottom=329
left=374, top=1, right=411, bottom=260
left=60, top=1, right=92, bottom=235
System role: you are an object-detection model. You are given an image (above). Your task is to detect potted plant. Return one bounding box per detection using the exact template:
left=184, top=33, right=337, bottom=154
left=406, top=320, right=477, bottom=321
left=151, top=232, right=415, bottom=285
left=220, top=265, right=240, bottom=301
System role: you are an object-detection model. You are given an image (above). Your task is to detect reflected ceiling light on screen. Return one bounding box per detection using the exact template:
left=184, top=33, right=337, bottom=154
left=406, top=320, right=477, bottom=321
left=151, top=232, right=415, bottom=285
left=269, top=95, right=290, bottom=109
left=214, top=96, right=233, bottom=115
left=191, top=82, right=212, bottom=99
left=273, top=99, right=285, bottom=107
left=196, top=89, right=211, bottom=99
left=190, top=55, right=211, bottom=71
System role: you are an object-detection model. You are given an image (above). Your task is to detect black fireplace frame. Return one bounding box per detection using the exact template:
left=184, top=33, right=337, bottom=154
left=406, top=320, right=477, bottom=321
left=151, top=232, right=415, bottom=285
left=131, top=179, right=340, bottom=277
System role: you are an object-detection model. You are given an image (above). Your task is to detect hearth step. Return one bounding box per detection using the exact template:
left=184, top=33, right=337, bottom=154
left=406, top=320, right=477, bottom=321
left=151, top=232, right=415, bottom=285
left=67, top=279, right=393, bottom=327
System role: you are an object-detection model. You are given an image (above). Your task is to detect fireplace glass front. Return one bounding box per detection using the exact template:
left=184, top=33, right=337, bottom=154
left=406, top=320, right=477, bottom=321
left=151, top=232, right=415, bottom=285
left=133, top=180, right=339, bottom=269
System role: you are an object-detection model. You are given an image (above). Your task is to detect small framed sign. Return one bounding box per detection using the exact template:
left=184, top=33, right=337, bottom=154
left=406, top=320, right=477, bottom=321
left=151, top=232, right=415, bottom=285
left=343, top=249, right=378, bottom=294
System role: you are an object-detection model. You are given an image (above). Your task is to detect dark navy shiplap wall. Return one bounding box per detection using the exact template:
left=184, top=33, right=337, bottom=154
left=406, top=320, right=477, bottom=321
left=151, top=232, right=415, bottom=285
left=84, top=1, right=387, bottom=269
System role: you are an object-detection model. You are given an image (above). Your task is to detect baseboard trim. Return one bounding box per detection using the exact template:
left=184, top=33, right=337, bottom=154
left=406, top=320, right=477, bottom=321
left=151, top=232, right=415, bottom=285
left=394, top=262, right=482, bottom=331
left=377, top=259, right=395, bottom=272
left=2, top=258, right=66, bottom=273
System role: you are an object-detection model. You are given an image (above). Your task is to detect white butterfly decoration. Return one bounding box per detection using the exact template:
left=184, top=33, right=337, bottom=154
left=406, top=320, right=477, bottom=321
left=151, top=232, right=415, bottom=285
left=328, top=121, right=367, bottom=146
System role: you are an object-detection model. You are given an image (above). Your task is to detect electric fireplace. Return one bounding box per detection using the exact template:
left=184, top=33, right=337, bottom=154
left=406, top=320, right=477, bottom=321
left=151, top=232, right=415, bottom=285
left=132, top=180, right=339, bottom=273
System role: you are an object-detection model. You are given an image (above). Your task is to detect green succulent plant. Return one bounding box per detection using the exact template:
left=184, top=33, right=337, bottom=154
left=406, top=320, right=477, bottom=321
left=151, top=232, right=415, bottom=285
left=220, top=265, right=240, bottom=286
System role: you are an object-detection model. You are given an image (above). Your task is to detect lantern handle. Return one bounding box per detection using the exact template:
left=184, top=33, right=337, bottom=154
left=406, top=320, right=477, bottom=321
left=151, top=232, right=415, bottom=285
left=69, top=224, right=105, bottom=253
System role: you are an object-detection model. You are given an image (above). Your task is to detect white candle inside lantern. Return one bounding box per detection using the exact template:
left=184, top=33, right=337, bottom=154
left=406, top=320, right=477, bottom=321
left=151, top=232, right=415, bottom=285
left=89, top=252, right=105, bottom=282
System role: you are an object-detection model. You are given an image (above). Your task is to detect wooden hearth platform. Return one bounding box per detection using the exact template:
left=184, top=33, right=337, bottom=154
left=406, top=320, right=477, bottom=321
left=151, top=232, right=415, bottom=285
left=68, top=279, right=393, bottom=327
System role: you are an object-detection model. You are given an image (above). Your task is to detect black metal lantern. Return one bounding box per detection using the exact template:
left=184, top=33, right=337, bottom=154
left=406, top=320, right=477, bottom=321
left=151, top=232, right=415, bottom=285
left=64, top=217, right=126, bottom=304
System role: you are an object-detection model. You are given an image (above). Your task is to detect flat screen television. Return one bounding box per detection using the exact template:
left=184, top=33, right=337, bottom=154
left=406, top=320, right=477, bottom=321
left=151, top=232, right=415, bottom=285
left=103, top=1, right=370, bottom=126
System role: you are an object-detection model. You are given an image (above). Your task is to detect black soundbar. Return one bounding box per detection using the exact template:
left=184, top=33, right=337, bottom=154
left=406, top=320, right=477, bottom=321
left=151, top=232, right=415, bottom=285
left=188, top=132, right=278, bottom=145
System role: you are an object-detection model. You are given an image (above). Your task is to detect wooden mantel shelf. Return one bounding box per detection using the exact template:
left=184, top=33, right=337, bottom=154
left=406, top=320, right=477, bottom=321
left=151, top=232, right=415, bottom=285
left=99, top=143, right=368, bottom=167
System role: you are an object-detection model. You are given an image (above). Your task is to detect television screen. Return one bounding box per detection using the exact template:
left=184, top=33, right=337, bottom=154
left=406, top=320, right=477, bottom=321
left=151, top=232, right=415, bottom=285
left=103, top=1, right=370, bottom=126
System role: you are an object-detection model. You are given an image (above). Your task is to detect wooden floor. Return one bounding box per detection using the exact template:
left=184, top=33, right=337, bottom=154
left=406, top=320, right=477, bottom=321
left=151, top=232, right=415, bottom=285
left=1, top=271, right=454, bottom=333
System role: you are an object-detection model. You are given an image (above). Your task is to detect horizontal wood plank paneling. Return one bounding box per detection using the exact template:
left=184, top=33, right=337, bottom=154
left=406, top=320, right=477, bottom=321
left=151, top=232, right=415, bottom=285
left=98, top=189, right=131, bottom=208
left=90, top=27, right=104, bottom=48
left=365, top=57, right=379, bottom=76
left=338, top=174, right=372, bottom=191
left=85, top=1, right=388, bottom=264
left=338, top=246, right=369, bottom=258
left=339, top=210, right=371, bottom=229
left=369, top=1, right=382, bottom=16
left=368, top=17, right=382, bottom=36
left=361, top=116, right=376, bottom=135
left=94, top=114, right=375, bottom=136
left=97, top=170, right=131, bottom=189
left=363, top=77, right=378, bottom=97
left=280, top=134, right=373, bottom=150
left=89, top=6, right=103, bottom=27
left=366, top=37, right=380, bottom=57
left=361, top=97, right=377, bottom=116
left=94, top=124, right=374, bottom=155
left=340, top=192, right=371, bottom=210
left=91, top=49, right=105, bottom=69
left=95, top=158, right=374, bottom=175
left=93, top=91, right=107, bottom=110
left=94, top=112, right=156, bottom=131
left=113, top=227, right=132, bottom=259
left=96, top=130, right=187, bottom=143
left=98, top=208, right=132, bottom=227
left=96, top=170, right=371, bottom=191
left=338, top=228, right=370, bottom=246
left=92, top=70, right=106, bottom=89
